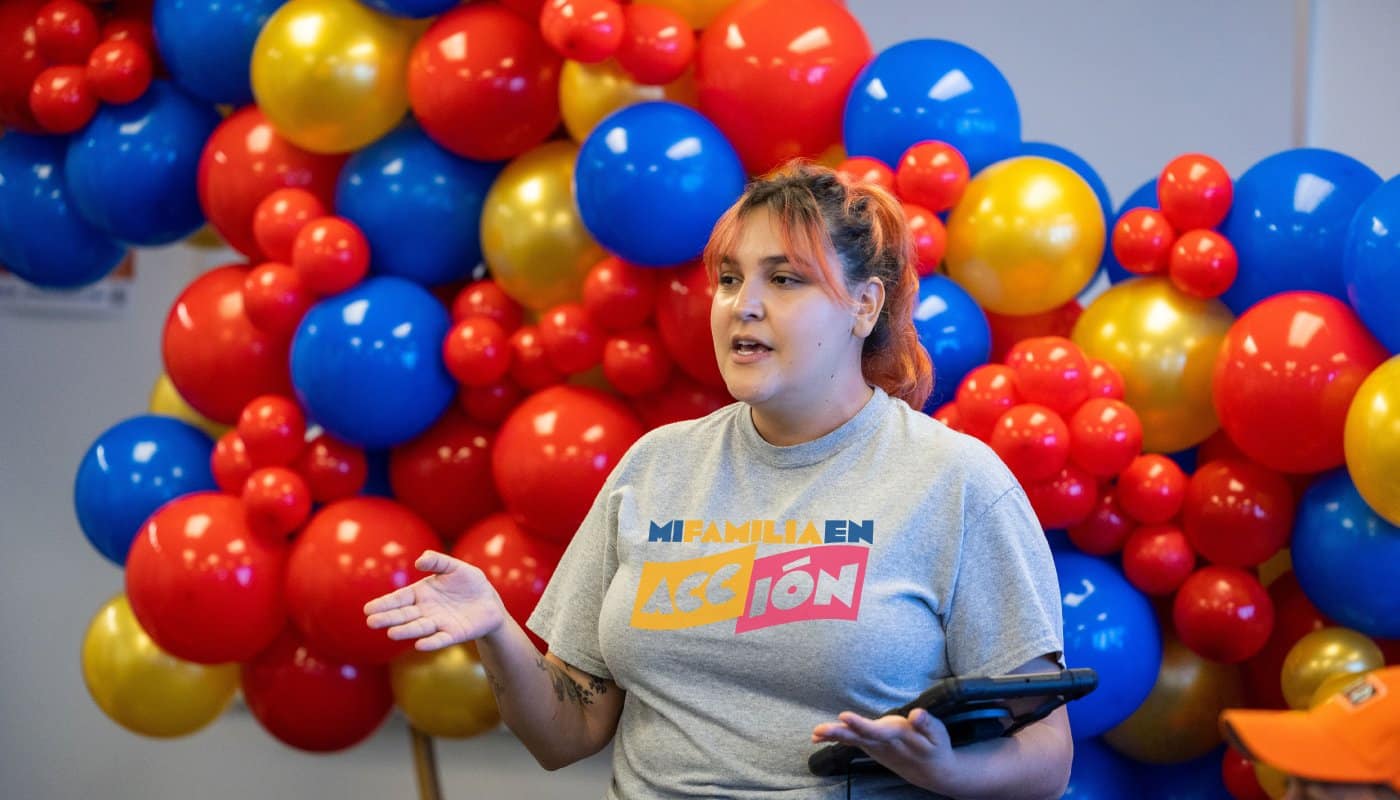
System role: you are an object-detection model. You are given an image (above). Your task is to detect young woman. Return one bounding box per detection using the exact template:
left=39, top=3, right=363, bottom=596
left=365, top=162, right=1072, bottom=799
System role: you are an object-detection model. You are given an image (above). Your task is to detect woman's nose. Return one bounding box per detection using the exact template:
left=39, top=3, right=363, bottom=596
left=733, top=282, right=764, bottom=319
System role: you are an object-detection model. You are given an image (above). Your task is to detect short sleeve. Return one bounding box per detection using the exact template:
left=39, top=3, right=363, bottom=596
left=944, top=485, right=1065, bottom=678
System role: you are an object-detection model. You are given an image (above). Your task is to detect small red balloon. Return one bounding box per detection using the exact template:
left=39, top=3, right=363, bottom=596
left=237, top=394, right=307, bottom=468
left=540, top=0, right=624, bottom=63
left=1158, top=153, right=1233, bottom=232
left=0, top=0, right=48, bottom=134
left=1122, top=523, right=1196, bottom=596
left=903, top=203, right=946, bottom=277
left=242, top=466, right=313, bottom=538
left=582, top=256, right=658, bottom=332
left=1197, top=428, right=1247, bottom=467
left=1067, top=491, right=1134, bottom=555
left=1067, top=397, right=1143, bottom=478
left=988, top=403, right=1070, bottom=483
left=389, top=407, right=501, bottom=540
left=293, top=432, right=368, bottom=504
left=212, top=431, right=255, bottom=494
left=930, top=402, right=963, bottom=433
left=628, top=372, right=732, bottom=429
left=1221, top=747, right=1271, bottom=800
left=1173, top=565, right=1274, bottom=664
left=1022, top=463, right=1098, bottom=530
left=242, top=261, right=315, bottom=338
left=603, top=327, right=673, bottom=396
left=28, top=64, right=96, bottom=133
left=101, top=17, right=157, bottom=56
left=292, top=216, right=370, bottom=296
left=452, top=278, right=525, bottom=332
left=1183, top=458, right=1294, bottom=568
left=835, top=156, right=895, bottom=192
left=985, top=301, right=1083, bottom=364
left=508, top=324, right=566, bottom=391
left=1240, top=572, right=1333, bottom=709
left=460, top=379, right=526, bottom=426
left=34, top=0, right=99, bottom=65
left=253, top=188, right=327, bottom=265
left=1111, top=207, right=1175, bottom=275
left=539, top=302, right=604, bottom=375
left=85, top=38, right=151, bottom=104
left=1169, top=229, right=1238, bottom=299
left=443, top=315, right=512, bottom=387
left=954, top=364, right=1021, bottom=440
left=895, top=140, right=970, bottom=213
left=655, top=260, right=724, bottom=389
left=1085, top=358, right=1126, bottom=401
left=1115, top=454, right=1187, bottom=524
left=614, top=2, right=693, bottom=85
left=452, top=513, right=565, bottom=653
left=1005, top=336, right=1091, bottom=417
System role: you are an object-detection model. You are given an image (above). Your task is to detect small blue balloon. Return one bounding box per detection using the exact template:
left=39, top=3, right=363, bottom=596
left=65, top=80, right=219, bottom=246
left=153, top=0, right=287, bottom=105
left=1165, top=447, right=1198, bottom=475
left=1221, top=148, right=1380, bottom=315
left=1055, top=551, right=1161, bottom=739
left=357, top=0, right=457, bottom=17
left=336, top=122, right=502, bottom=287
left=912, top=274, right=991, bottom=411
left=843, top=39, right=1020, bottom=174
left=1019, top=142, right=1112, bottom=222
left=1292, top=470, right=1400, bottom=639
left=1137, top=746, right=1231, bottom=800
left=0, top=133, right=125, bottom=289
left=362, top=449, right=396, bottom=498
left=1342, top=174, right=1400, bottom=353
left=290, top=277, right=455, bottom=449
left=74, top=415, right=216, bottom=566
left=576, top=101, right=745, bottom=267
left=1063, top=737, right=1138, bottom=799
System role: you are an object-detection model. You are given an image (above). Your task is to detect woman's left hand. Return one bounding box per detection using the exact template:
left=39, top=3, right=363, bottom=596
left=811, top=708, right=958, bottom=791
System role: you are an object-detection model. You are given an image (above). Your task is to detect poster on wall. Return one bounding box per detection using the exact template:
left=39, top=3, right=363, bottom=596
left=0, top=253, right=134, bottom=316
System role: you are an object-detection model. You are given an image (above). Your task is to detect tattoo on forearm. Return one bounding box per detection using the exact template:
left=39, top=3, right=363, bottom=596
left=484, top=668, right=505, bottom=697
left=536, top=656, right=607, bottom=707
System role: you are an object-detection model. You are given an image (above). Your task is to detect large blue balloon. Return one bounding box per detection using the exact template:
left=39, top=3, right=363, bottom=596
left=1136, top=746, right=1231, bottom=800
left=357, top=0, right=456, bottom=17
left=153, top=0, right=287, bottom=105
left=1292, top=470, right=1400, bottom=639
left=1020, top=142, right=1112, bottom=223
left=1342, top=175, right=1400, bottom=353
left=336, top=122, right=502, bottom=287
left=0, top=133, right=125, bottom=289
left=1063, top=737, right=1138, bottom=799
left=912, top=274, right=990, bottom=411
left=843, top=39, right=1020, bottom=174
left=576, top=101, right=745, bottom=267
left=1055, top=551, right=1161, bottom=739
left=74, top=415, right=216, bottom=566
left=1220, top=148, right=1380, bottom=315
left=290, top=277, right=455, bottom=449
left=65, top=80, right=219, bottom=246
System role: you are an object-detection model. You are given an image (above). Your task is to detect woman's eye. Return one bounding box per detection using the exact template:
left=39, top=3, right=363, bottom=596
left=773, top=275, right=800, bottom=286
left=718, top=274, right=739, bottom=287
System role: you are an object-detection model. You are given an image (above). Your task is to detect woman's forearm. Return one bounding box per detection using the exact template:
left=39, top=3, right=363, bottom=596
left=919, top=710, right=1073, bottom=800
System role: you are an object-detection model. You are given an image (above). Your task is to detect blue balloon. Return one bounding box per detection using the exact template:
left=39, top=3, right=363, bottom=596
left=1220, top=148, right=1381, bottom=315
left=1102, top=178, right=1159, bottom=285
left=357, top=0, right=456, bottom=17
left=0, top=133, right=125, bottom=288
left=153, top=0, right=287, bottom=105
left=336, top=122, right=502, bottom=287
left=1292, top=470, right=1400, bottom=639
left=65, top=80, right=219, bottom=246
left=1165, top=446, right=1198, bottom=475
left=1043, top=529, right=1075, bottom=553
left=362, top=449, right=396, bottom=498
left=912, top=274, right=991, bottom=410
left=1055, top=551, right=1161, bottom=738
left=74, top=415, right=216, bottom=566
left=1063, top=737, right=1138, bottom=799
left=291, top=277, right=455, bottom=449
left=576, top=101, right=745, bottom=266
left=843, top=39, right=1020, bottom=174
left=1020, top=142, right=1112, bottom=222
left=1137, top=746, right=1231, bottom=800
left=1343, top=175, right=1400, bottom=353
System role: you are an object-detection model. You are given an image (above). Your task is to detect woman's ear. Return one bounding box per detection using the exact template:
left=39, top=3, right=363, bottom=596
left=852, top=276, right=886, bottom=338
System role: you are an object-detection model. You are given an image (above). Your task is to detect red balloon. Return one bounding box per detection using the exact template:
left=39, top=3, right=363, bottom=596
left=292, top=216, right=370, bottom=296
left=696, top=0, right=872, bottom=175
left=1197, top=428, right=1246, bottom=467
left=930, top=402, right=963, bottom=433
left=954, top=363, right=1022, bottom=440
left=1213, top=292, right=1387, bottom=473
left=834, top=156, right=895, bottom=193
left=1023, top=463, right=1098, bottom=530
left=285, top=498, right=442, bottom=664
left=1067, top=491, right=1134, bottom=556
left=1169, top=229, right=1237, bottom=299
left=1085, top=357, right=1125, bottom=401
left=34, top=0, right=99, bottom=65
left=460, top=378, right=526, bottom=426
left=85, top=39, right=151, bottom=104
left=0, top=0, right=48, bottom=132
left=655, top=261, right=724, bottom=389
left=539, top=0, right=624, bottom=63
left=501, top=0, right=545, bottom=18
left=409, top=4, right=562, bottom=161
left=29, top=64, right=97, bottom=133
left=615, top=2, right=694, bottom=85
left=1183, top=458, right=1294, bottom=567
left=162, top=265, right=294, bottom=424
left=452, top=278, right=525, bottom=332
left=1115, top=454, right=1187, bottom=524
left=212, top=431, right=255, bottom=494
left=1111, top=207, right=1175, bottom=275
left=1240, top=571, right=1332, bottom=708
left=292, top=432, right=367, bottom=504
left=443, top=315, right=512, bottom=388
left=582, top=256, right=658, bottom=332
left=603, top=326, right=673, bottom=396
left=237, top=394, right=307, bottom=468
left=253, top=187, right=326, bottom=265
left=508, top=324, right=566, bottom=391
left=628, top=372, right=732, bottom=429
left=125, top=492, right=288, bottom=664
left=451, top=513, right=565, bottom=653
left=1068, top=398, right=1143, bottom=478
left=1173, top=566, right=1275, bottom=664
left=985, top=301, right=1083, bottom=364
left=389, top=407, right=501, bottom=540
left=904, top=204, right=946, bottom=277
left=101, top=17, right=158, bottom=58
left=494, top=386, right=644, bottom=541
left=242, top=261, right=315, bottom=338
left=198, top=106, right=346, bottom=260
left=1378, top=637, right=1400, bottom=666
left=988, top=403, right=1069, bottom=483
left=1005, top=336, right=1091, bottom=417
left=1158, top=153, right=1233, bottom=233
left=1122, top=523, right=1196, bottom=596
left=539, top=302, right=604, bottom=375
left=241, top=628, right=392, bottom=753
left=1221, top=747, right=1271, bottom=800
left=895, top=140, right=970, bottom=213
left=242, top=466, right=313, bottom=538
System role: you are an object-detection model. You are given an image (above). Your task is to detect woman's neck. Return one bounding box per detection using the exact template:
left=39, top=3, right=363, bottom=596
left=749, top=382, right=875, bottom=447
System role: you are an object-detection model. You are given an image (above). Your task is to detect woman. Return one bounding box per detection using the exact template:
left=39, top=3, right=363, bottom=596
left=365, top=162, right=1072, bottom=799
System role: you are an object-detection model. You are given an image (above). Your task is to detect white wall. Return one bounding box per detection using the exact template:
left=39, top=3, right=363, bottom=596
left=0, top=2, right=1391, bottom=798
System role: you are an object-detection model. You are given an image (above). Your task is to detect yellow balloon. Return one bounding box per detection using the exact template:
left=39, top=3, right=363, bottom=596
left=1258, top=548, right=1292, bottom=588
left=82, top=594, right=238, bottom=738
left=1308, top=669, right=1373, bottom=709
left=645, top=0, right=737, bottom=28
left=148, top=373, right=230, bottom=439
left=1072, top=277, right=1234, bottom=453
left=250, top=0, right=414, bottom=154
left=1280, top=627, right=1384, bottom=710
left=1253, top=761, right=1289, bottom=799
left=560, top=60, right=696, bottom=142
left=185, top=224, right=228, bottom=250
left=390, top=643, right=500, bottom=738
left=945, top=156, right=1104, bottom=315
left=1103, top=636, right=1243, bottom=764
left=816, top=142, right=846, bottom=170
left=1344, top=354, right=1400, bottom=526
left=481, top=141, right=604, bottom=311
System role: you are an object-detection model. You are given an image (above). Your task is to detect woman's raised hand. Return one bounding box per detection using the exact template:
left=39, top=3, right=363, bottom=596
left=363, top=550, right=507, bottom=651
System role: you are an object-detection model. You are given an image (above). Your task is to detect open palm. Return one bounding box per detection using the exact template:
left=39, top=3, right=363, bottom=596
left=363, top=550, right=507, bottom=651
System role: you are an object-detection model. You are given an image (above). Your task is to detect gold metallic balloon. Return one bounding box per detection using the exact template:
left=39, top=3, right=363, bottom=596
left=560, top=60, right=696, bottom=142
left=1344, top=354, right=1400, bottom=526
left=250, top=0, right=415, bottom=154
left=481, top=140, right=604, bottom=311
left=82, top=594, right=239, bottom=738
left=1308, top=669, right=1373, bottom=709
left=645, top=0, right=737, bottom=29
left=1281, top=627, right=1384, bottom=710
left=1258, top=548, right=1292, bottom=588
left=148, top=373, right=230, bottom=439
left=1104, top=636, right=1244, bottom=764
left=1253, top=762, right=1289, bottom=799
left=185, top=224, right=228, bottom=250
left=389, top=643, right=500, bottom=738
left=945, top=156, right=1105, bottom=315
left=816, top=142, right=846, bottom=170
left=1072, top=277, right=1234, bottom=453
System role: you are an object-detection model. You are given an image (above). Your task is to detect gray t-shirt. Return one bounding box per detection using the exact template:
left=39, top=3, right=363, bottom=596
left=527, top=386, right=1064, bottom=799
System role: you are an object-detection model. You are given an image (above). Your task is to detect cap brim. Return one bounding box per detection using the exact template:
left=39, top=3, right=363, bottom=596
left=1222, top=709, right=1386, bottom=785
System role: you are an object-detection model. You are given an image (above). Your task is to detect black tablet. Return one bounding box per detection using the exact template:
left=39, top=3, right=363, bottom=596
left=808, top=668, right=1098, bottom=777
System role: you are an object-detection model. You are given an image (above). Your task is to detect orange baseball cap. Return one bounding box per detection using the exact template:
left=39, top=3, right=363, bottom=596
left=1221, top=666, right=1400, bottom=791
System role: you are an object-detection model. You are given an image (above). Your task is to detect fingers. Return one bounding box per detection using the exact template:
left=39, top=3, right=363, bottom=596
left=415, top=630, right=458, bottom=652
left=387, top=617, right=438, bottom=641
left=415, top=550, right=459, bottom=575
left=363, top=585, right=416, bottom=616
left=838, top=712, right=903, bottom=741
left=365, top=604, right=422, bottom=630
